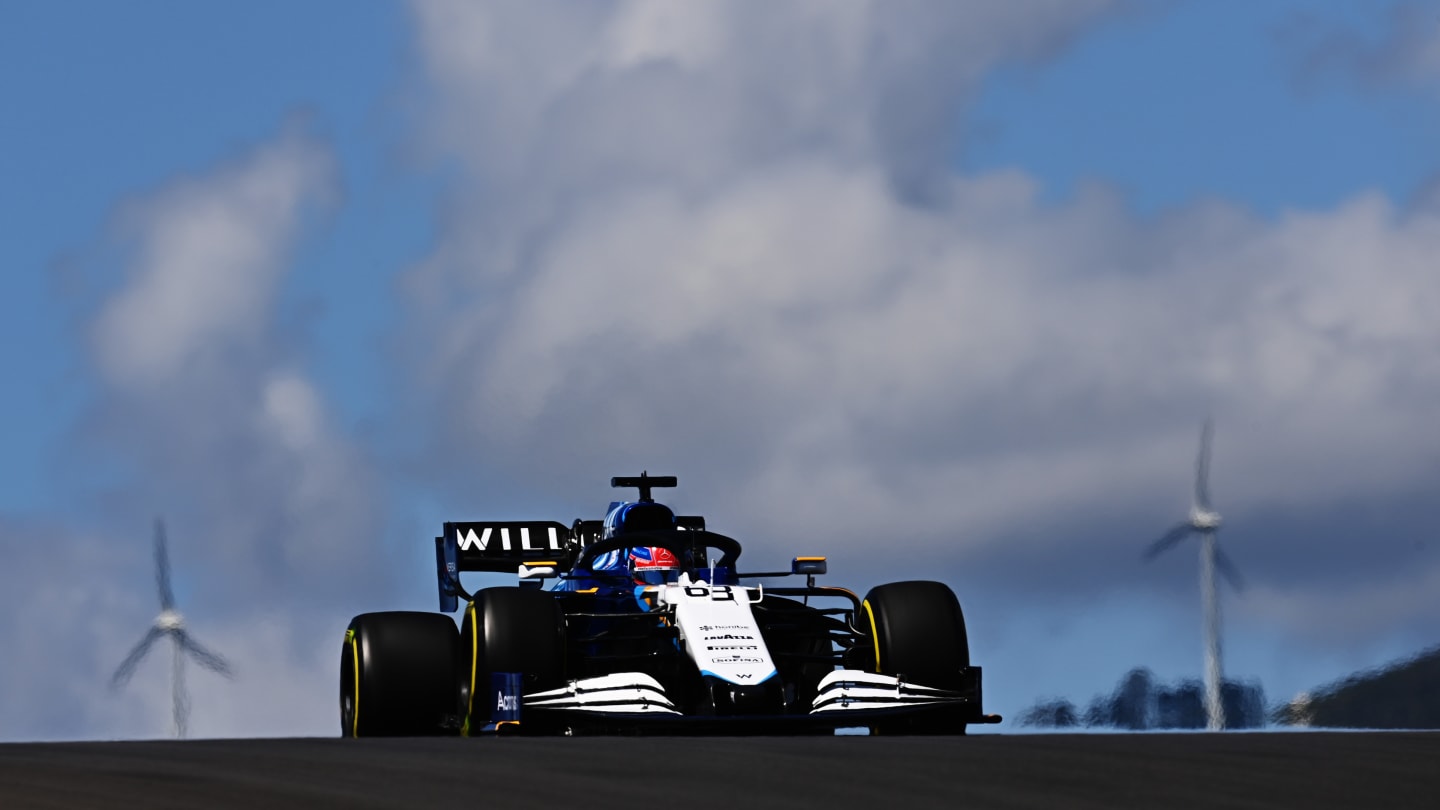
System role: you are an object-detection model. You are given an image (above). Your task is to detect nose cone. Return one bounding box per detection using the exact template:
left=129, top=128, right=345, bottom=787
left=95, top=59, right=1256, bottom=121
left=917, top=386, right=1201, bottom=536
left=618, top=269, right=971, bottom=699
left=1189, top=508, right=1222, bottom=530
left=155, top=609, right=185, bottom=631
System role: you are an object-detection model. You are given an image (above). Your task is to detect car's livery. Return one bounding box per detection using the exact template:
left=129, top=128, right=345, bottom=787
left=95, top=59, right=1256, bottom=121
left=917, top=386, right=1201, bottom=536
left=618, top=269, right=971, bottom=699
left=340, top=473, right=1001, bottom=736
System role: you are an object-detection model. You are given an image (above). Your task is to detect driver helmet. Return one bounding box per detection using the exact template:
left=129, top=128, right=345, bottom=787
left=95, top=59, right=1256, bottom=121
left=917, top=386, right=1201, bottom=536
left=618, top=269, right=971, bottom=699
left=629, top=546, right=680, bottom=585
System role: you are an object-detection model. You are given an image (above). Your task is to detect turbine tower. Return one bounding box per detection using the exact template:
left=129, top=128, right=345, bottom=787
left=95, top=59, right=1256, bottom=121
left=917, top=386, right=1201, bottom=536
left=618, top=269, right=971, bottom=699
left=111, top=519, right=234, bottom=738
left=1142, top=419, right=1243, bottom=731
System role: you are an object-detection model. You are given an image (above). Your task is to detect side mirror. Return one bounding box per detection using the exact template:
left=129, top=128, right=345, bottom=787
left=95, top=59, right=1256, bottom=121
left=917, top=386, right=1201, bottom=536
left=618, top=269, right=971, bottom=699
left=791, top=556, right=827, bottom=576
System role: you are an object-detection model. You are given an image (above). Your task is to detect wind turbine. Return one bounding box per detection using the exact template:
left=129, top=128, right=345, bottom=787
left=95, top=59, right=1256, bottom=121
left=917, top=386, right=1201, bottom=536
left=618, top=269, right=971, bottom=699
left=111, top=519, right=234, bottom=738
left=1142, top=419, right=1243, bottom=731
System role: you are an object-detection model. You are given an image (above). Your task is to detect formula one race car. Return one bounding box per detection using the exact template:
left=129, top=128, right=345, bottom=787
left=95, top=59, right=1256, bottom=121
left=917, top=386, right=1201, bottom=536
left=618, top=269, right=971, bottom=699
left=340, top=473, right=1000, bottom=736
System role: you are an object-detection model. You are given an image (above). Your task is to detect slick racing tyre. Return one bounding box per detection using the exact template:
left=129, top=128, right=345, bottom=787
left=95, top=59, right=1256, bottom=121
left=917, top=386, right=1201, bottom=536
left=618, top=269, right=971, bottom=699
left=341, top=611, right=459, bottom=737
left=861, top=580, right=970, bottom=735
left=459, top=587, right=567, bottom=734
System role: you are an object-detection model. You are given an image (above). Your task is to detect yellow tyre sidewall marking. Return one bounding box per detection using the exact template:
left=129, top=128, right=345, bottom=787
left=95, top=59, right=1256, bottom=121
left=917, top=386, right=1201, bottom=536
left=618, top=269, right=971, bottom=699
left=463, top=601, right=479, bottom=737
left=862, top=599, right=882, bottom=673
left=345, top=628, right=361, bottom=737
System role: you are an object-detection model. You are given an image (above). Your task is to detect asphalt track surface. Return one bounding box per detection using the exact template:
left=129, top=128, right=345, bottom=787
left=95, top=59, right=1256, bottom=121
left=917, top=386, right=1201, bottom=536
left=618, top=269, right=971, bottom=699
left=1, top=732, right=1437, bottom=809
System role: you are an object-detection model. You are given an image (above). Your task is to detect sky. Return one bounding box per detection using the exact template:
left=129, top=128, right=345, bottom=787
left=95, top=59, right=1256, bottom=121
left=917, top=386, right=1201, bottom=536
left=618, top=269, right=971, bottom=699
left=2, top=0, right=1439, bottom=740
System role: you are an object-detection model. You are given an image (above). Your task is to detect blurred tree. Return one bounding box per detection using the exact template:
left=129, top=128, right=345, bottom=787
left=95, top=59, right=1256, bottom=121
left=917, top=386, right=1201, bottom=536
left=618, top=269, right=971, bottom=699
left=1274, top=646, right=1440, bottom=729
left=1016, top=698, right=1080, bottom=728
left=1018, top=669, right=1266, bottom=729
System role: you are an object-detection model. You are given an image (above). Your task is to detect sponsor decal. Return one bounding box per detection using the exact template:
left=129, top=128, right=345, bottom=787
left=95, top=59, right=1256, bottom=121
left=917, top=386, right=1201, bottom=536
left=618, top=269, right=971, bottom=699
left=683, top=585, right=736, bottom=601
left=490, top=672, right=522, bottom=722
left=703, top=634, right=754, bottom=641
left=457, top=525, right=562, bottom=552
left=716, top=657, right=764, bottom=664
left=697, top=624, right=748, bottom=632
left=706, top=645, right=759, bottom=651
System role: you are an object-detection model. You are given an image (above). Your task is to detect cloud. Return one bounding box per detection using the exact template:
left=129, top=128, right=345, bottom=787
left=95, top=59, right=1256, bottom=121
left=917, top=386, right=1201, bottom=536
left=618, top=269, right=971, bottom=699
left=398, top=0, right=1440, bottom=658
left=91, top=131, right=338, bottom=388
left=404, top=0, right=1121, bottom=255
left=0, top=519, right=150, bottom=740
left=400, top=0, right=1127, bottom=475
left=0, top=125, right=398, bottom=740
left=1246, top=562, right=1440, bottom=648
left=75, top=125, right=391, bottom=614
left=1286, top=2, right=1440, bottom=90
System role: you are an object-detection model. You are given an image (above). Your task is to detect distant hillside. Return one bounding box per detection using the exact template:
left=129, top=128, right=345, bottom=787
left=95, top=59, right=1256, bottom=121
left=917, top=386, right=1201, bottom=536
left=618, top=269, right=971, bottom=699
left=1274, top=645, right=1440, bottom=729
left=1017, top=667, right=1267, bottom=730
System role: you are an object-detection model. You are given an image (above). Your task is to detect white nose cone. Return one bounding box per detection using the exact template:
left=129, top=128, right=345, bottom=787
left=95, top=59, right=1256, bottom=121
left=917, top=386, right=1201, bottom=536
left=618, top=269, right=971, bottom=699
left=1190, top=508, right=1222, bottom=530
left=156, top=610, right=185, bottom=631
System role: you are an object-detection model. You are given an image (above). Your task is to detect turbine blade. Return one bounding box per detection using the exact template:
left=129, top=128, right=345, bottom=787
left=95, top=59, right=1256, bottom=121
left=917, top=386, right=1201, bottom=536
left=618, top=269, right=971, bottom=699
left=1194, top=419, right=1214, bottom=511
left=155, top=518, right=175, bottom=611
left=1143, top=523, right=1195, bottom=561
left=173, top=639, right=189, bottom=739
left=176, top=631, right=234, bottom=678
left=1214, top=544, right=1245, bottom=592
left=110, top=626, right=164, bottom=688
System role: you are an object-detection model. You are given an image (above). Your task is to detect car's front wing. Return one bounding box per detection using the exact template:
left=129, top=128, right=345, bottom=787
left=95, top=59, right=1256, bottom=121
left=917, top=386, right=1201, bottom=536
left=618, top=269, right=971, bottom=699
left=478, top=668, right=1001, bottom=734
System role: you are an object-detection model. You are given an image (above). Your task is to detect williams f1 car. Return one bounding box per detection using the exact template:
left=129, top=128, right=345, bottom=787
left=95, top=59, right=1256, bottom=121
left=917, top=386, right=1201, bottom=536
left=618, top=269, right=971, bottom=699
left=340, top=473, right=1000, bottom=735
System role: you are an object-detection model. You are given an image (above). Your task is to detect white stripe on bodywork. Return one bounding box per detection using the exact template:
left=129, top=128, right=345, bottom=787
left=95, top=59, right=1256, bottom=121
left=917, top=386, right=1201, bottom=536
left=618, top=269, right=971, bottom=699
left=526, top=672, right=681, bottom=714
left=809, top=669, right=967, bottom=713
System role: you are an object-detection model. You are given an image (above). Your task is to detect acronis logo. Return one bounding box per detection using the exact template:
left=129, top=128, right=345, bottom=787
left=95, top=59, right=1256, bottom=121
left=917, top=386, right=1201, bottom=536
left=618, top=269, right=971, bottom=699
left=490, top=671, right=522, bottom=721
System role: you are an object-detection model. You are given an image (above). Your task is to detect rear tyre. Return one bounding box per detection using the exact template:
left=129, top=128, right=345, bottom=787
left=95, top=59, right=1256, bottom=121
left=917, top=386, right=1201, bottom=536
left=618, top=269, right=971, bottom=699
left=459, top=587, right=567, bottom=734
left=861, top=580, right=970, bottom=736
left=341, top=611, right=459, bottom=737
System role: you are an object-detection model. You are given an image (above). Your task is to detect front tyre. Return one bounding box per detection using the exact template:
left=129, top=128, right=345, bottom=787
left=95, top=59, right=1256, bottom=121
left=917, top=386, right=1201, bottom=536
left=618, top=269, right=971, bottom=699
left=459, top=587, right=567, bottom=735
left=861, top=580, right=970, bottom=736
left=341, top=611, right=459, bottom=737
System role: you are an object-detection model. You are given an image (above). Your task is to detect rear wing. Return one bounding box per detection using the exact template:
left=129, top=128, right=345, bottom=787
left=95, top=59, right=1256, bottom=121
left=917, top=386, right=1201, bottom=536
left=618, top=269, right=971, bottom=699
left=434, top=515, right=708, bottom=612
left=435, top=521, right=578, bottom=612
